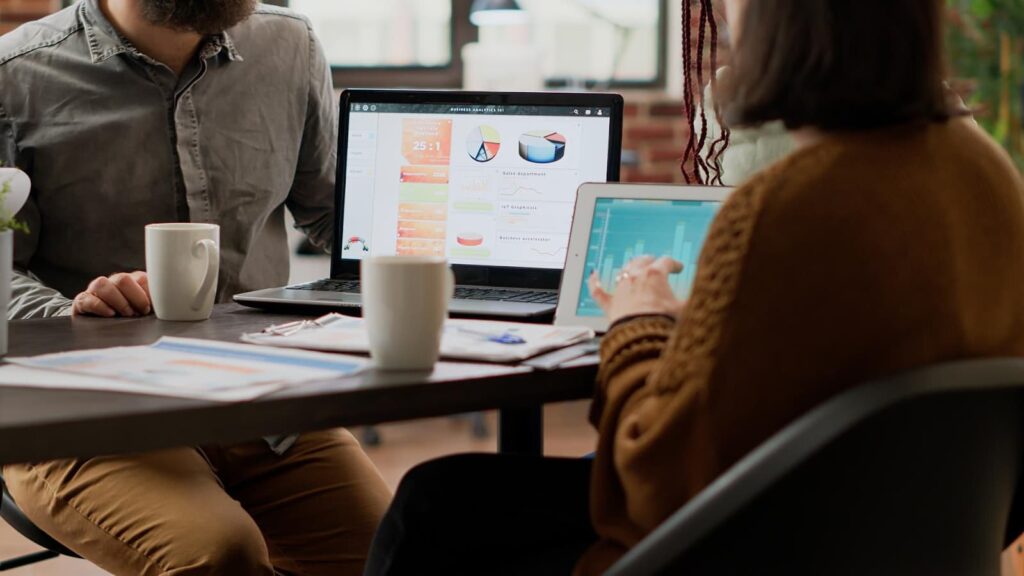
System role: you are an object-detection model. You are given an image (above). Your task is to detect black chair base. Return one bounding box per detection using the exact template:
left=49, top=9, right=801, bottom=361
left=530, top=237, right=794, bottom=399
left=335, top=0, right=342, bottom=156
left=1, top=473, right=80, bottom=569
left=0, top=550, right=60, bottom=571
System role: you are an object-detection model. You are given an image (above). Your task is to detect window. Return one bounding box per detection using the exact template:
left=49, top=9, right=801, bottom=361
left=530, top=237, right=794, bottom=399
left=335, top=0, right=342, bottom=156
left=282, top=0, right=668, bottom=89
left=53, top=0, right=667, bottom=89
left=273, top=0, right=471, bottom=88
left=519, top=0, right=665, bottom=87
left=289, top=0, right=453, bottom=69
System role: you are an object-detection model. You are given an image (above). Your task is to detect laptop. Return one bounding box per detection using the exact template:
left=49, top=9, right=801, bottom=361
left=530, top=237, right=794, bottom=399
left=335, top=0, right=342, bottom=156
left=236, top=89, right=624, bottom=317
left=554, top=183, right=732, bottom=332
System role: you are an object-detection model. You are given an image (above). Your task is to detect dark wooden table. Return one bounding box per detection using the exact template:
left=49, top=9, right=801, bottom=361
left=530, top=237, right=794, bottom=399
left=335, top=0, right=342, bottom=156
left=0, top=304, right=598, bottom=465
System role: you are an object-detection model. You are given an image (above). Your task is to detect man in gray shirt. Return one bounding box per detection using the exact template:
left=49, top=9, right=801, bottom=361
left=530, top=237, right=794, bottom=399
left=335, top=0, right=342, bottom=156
left=3, top=0, right=336, bottom=320
left=0, top=1, right=391, bottom=574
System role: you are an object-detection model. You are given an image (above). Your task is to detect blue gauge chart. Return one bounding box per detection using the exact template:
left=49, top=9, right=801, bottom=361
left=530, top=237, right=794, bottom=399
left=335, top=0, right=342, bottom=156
left=577, top=198, right=722, bottom=317
left=518, top=130, right=567, bottom=164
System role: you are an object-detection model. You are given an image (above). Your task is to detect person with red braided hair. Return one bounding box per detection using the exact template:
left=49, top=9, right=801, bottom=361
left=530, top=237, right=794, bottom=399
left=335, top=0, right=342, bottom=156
left=679, top=0, right=729, bottom=185
left=686, top=0, right=795, bottom=186
left=364, top=1, right=1024, bottom=574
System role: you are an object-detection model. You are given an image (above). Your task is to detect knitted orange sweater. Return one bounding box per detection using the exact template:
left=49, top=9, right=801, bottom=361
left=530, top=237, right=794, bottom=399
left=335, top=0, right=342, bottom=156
left=577, top=118, right=1024, bottom=574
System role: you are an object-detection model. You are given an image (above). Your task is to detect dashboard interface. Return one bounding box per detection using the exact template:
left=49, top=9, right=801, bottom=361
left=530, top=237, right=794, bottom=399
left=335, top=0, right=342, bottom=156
left=339, top=102, right=613, bottom=270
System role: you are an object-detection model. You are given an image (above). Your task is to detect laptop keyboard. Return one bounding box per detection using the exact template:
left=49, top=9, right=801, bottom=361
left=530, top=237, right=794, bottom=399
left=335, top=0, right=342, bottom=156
left=287, top=279, right=559, bottom=305
left=289, top=279, right=361, bottom=293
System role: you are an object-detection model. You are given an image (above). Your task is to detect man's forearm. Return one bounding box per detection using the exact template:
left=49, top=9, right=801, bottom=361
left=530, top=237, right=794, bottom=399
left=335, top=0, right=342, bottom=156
left=10, top=270, right=73, bottom=319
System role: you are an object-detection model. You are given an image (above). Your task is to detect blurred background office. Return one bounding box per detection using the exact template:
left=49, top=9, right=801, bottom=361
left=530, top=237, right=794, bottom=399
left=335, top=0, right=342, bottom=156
left=0, top=0, right=1021, bottom=573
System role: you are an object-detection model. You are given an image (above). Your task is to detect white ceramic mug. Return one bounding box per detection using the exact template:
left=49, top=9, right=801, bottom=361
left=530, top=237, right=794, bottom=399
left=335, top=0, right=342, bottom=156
left=361, top=256, right=454, bottom=371
left=146, top=223, right=220, bottom=322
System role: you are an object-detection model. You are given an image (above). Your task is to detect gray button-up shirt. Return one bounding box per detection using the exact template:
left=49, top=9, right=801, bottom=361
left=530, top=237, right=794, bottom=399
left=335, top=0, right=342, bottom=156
left=0, top=0, right=337, bottom=320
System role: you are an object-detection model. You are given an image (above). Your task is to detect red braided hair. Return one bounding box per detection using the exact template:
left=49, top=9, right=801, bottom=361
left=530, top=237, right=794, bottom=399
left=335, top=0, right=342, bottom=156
left=680, top=0, right=730, bottom=185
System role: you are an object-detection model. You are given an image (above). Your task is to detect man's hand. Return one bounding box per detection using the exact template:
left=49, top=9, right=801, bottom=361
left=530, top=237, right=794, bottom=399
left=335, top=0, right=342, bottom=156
left=587, top=256, right=686, bottom=324
left=72, top=271, right=152, bottom=318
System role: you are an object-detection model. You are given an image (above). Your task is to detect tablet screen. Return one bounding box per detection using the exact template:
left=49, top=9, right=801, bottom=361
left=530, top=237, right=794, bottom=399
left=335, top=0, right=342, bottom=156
left=576, top=198, right=722, bottom=317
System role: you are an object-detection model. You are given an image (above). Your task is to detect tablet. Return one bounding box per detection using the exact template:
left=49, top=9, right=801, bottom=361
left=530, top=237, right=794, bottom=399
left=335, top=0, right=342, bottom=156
left=555, top=183, right=732, bottom=332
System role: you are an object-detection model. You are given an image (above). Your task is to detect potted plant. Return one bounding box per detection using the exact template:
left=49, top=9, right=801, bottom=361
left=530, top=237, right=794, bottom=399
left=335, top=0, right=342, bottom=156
left=947, top=0, right=1024, bottom=169
left=0, top=166, right=29, bottom=356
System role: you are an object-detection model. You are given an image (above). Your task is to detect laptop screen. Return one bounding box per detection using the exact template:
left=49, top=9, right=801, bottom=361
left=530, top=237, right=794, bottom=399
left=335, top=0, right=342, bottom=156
left=576, top=198, right=722, bottom=317
left=339, top=101, right=613, bottom=270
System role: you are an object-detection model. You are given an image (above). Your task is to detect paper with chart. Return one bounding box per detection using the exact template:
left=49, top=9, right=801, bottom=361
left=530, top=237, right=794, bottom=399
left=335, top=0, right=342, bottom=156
left=242, top=314, right=595, bottom=363
left=4, top=337, right=369, bottom=401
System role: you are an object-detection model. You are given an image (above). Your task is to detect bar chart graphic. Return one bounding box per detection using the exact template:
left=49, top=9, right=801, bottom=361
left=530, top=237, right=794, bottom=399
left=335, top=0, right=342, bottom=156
left=577, top=199, right=722, bottom=317
left=466, top=125, right=502, bottom=162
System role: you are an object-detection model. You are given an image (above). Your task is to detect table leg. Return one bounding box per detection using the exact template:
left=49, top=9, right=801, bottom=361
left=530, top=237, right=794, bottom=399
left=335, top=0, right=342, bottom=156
left=498, top=405, right=544, bottom=455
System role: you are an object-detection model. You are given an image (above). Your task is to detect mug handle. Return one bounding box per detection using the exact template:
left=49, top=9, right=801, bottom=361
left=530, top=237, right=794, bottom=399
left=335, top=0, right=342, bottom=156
left=191, top=239, right=219, bottom=311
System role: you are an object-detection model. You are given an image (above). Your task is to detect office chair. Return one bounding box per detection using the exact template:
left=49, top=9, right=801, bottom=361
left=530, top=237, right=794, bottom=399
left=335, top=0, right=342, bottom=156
left=606, top=358, right=1024, bottom=576
left=0, top=473, right=80, bottom=570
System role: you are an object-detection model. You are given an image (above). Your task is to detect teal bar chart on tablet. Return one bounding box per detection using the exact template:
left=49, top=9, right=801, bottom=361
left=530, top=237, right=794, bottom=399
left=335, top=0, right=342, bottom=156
left=577, top=198, right=722, bottom=317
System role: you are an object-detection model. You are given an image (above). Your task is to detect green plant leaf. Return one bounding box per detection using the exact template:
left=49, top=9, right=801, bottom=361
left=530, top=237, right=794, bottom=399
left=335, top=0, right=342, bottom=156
left=0, top=177, right=29, bottom=234
left=971, top=0, right=994, bottom=19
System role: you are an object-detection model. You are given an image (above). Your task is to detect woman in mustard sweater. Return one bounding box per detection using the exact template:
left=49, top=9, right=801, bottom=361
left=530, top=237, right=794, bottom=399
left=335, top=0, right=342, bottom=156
left=366, top=1, right=1024, bottom=574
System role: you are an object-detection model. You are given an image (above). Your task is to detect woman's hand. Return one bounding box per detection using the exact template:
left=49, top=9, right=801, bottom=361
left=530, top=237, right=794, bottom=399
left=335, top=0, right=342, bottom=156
left=587, top=256, right=686, bottom=324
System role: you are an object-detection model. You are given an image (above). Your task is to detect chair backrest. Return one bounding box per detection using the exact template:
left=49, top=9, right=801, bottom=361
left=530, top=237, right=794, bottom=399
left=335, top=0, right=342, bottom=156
left=0, top=474, right=80, bottom=559
left=605, top=358, right=1024, bottom=576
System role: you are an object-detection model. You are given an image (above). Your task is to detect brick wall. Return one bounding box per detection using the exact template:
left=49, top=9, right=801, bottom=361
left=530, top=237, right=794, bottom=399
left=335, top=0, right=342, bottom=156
left=0, top=0, right=59, bottom=35
left=618, top=4, right=727, bottom=185
left=621, top=98, right=688, bottom=184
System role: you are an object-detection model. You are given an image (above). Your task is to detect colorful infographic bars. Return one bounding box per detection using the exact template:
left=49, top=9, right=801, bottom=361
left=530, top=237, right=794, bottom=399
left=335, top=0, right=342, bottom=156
left=397, top=119, right=453, bottom=256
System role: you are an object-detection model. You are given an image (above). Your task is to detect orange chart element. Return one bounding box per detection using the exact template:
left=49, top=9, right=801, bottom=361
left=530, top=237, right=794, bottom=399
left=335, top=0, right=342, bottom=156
left=402, top=119, right=453, bottom=166
left=399, top=203, right=448, bottom=222
left=457, top=233, right=485, bottom=247
left=400, top=166, right=450, bottom=184
left=397, top=238, right=445, bottom=257
left=397, top=219, right=447, bottom=240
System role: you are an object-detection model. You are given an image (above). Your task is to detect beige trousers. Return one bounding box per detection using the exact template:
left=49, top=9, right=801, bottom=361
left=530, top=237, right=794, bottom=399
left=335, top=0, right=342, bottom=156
left=2, top=429, right=391, bottom=576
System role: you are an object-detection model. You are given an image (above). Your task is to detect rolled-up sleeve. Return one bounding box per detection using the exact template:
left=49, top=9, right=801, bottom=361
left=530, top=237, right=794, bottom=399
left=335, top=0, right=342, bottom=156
left=0, top=102, right=72, bottom=319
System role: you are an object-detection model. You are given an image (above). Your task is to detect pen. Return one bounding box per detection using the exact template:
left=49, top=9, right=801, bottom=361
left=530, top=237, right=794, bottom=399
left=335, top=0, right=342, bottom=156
left=453, top=327, right=527, bottom=345
left=262, top=314, right=345, bottom=336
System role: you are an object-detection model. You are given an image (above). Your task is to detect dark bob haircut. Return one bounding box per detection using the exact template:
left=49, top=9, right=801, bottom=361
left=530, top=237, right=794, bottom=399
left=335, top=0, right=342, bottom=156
left=724, top=0, right=953, bottom=131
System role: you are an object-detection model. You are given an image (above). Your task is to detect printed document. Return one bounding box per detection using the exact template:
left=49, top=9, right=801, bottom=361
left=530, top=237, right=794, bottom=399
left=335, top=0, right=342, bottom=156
left=243, top=314, right=594, bottom=363
left=3, top=337, right=369, bottom=401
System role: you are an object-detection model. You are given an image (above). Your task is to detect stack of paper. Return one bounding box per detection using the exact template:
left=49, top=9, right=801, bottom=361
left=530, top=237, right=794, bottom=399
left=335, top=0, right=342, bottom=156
left=242, top=314, right=595, bottom=363
left=0, top=337, right=369, bottom=402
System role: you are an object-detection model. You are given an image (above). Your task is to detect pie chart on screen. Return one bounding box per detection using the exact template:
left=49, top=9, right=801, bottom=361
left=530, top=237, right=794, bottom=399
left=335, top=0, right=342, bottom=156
left=467, top=125, right=502, bottom=162
left=518, top=131, right=567, bottom=164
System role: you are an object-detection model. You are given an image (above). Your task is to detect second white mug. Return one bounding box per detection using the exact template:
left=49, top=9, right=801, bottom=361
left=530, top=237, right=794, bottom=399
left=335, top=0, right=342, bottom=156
left=361, top=256, right=454, bottom=371
left=146, top=223, right=220, bottom=322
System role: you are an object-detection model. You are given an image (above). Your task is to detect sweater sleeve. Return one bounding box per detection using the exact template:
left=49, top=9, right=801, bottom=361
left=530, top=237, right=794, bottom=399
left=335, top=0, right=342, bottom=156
left=589, top=316, right=676, bottom=428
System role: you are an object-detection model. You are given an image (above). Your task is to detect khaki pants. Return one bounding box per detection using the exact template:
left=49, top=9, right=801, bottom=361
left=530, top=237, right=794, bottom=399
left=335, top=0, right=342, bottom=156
left=2, top=429, right=391, bottom=576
